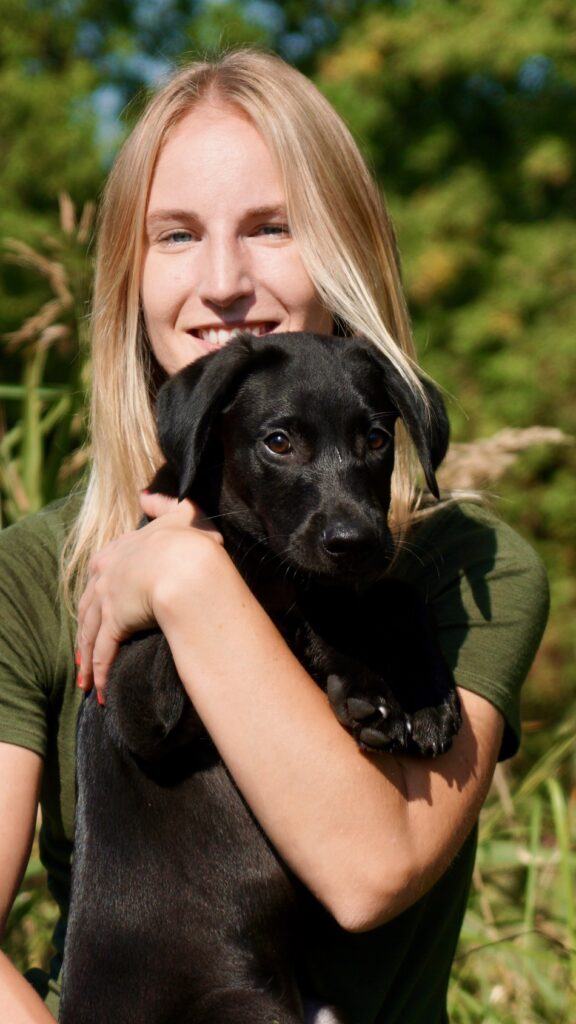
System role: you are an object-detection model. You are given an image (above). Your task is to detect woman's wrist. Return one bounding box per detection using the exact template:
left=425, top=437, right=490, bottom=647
left=151, top=530, right=235, bottom=639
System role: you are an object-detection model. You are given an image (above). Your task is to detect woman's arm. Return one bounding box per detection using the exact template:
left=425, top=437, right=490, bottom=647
left=0, top=744, right=55, bottom=1022
left=152, top=543, right=503, bottom=931
left=0, top=953, right=56, bottom=1024
left=0, top=744, right=42, bottom=937
left=77, top=495, right=503, bottom=932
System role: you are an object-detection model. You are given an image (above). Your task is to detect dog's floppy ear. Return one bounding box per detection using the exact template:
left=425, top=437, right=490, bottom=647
left=156, top=335, right=266, bottom=499
left=394, top=374, right=450, bottom=499
left=365, top=346, right=449, bottom=499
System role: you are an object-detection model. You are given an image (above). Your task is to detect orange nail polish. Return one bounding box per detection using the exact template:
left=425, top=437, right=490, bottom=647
left=77, top=672, right=83, bottom=689
left=97, top=691, right=106, bottom=706
left=75, top=650, right=81, bottom=667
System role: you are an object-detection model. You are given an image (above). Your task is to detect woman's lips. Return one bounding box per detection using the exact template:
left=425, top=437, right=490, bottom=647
left=191, top=322, right=278, bottom=345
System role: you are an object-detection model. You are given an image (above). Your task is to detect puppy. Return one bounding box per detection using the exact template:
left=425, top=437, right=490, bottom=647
left=60, top=332, right=461, bottom=1024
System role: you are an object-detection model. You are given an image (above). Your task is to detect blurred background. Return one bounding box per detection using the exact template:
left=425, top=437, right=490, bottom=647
left=1, top=1, right=574, bottom=1019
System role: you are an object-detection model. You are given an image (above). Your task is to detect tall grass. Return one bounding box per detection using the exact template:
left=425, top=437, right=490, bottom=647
left=450, top=713, right=576, bottom=1021
left=0, top=194, right=93, bottom=525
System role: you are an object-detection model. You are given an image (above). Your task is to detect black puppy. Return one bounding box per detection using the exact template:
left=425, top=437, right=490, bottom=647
left=60, top=333, right=461, bottom=1024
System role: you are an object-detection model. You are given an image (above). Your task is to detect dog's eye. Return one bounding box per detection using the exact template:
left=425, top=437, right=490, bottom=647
left=367, top=428, right=390, bottom=451
left=264, top=432, right=293, bottom=455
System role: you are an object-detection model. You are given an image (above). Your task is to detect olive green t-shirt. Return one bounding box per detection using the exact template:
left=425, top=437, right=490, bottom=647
left=0, top=498, right=549, bottom=1022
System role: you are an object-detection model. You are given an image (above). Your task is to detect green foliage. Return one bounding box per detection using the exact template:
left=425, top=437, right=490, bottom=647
left=0, top=0, right=102, bottom=340
left=450, top=714, right=576, bottom=1021
left=0, top=2, right=101, bottom=214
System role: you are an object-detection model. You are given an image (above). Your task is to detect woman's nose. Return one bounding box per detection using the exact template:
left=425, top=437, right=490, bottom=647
left=198, top=237, right=253, bottom=308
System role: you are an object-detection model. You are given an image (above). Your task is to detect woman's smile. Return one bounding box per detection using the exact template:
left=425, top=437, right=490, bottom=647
left=188, top=320, right=280, bottom=349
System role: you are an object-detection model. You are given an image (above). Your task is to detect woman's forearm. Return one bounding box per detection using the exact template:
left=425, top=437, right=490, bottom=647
left=153, top=546, right=503, bottom=931
left=0, top=953, right=56, bottom=1023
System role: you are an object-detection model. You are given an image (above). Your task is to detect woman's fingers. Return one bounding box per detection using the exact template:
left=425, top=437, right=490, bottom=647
left=139, top=490, right=181, bottom=520
left=140, top=491, right=224, bottom=541
left=76, top=574, right=99, bottom=693
left=75, top=496, right=225, bottom=701
left=78, top=583, right=123, bottom=699
left=91, top=630, right=121, bottom=700
left=76, top=535, right=141, bottom=698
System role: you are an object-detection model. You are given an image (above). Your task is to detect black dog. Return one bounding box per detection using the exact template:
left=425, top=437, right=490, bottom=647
left=60, top=332, right=461, bottom=1023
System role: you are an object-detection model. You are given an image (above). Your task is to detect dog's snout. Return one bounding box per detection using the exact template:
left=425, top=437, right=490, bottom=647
left=321, top=520, right=375, bottom=557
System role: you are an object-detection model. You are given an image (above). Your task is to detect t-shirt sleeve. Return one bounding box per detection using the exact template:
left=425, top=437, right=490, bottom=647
left=0, top=511, right=66, bottom=757
left=410, top=503, right=550, bottom=760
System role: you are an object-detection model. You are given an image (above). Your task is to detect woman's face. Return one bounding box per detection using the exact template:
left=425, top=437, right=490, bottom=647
left=141, top=102, right=333, bottom=374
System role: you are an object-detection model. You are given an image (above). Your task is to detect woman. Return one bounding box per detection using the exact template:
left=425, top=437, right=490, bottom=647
left=0, top=50, right=549, bottom=1022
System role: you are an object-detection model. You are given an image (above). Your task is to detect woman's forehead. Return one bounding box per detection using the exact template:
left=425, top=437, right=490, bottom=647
left=149, top=103, right=284, bottom=207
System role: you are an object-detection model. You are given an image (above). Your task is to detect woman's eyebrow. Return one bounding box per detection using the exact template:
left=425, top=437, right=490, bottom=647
left=244, top=205, right=288, bottom=220
left=146, top=204, right=288, bottom=227
left=146, top=208, right=194, bottom=227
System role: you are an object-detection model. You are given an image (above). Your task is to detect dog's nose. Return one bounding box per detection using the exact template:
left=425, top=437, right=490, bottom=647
left=321, top=521, right=374, bottom=557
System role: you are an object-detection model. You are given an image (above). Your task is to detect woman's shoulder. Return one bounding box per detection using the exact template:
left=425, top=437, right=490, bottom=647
left=0, top=494, right=83, bottom=563
left=0, top=497, right=83, bottom=760
left=406, top=499, right=549, bottom=599
left=402, top=500, right=549, bottom=760
left=398, top=498, right=550, bottom=668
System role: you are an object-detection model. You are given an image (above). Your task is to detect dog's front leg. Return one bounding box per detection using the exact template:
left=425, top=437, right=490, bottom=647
left=324, top=670, right=461, bottom=757
left=302, top=631, right=416, bottom=753
left=296, top=581, right=461, bottom=758
left=104, top=630, right=204, bottom=759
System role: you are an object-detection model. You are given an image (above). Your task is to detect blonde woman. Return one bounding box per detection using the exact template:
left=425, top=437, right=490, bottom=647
left=0, top=50, right=548, bottom=1022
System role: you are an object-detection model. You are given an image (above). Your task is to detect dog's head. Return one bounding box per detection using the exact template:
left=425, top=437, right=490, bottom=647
left=155, top=332, right=449, bottom=579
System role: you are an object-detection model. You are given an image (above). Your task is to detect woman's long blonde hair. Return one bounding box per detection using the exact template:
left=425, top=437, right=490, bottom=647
left=64, top=49, right=431, bottom=608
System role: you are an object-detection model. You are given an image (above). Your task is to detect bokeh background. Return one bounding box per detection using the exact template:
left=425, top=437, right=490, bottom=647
left=1, top=1, right=575, bottom=1019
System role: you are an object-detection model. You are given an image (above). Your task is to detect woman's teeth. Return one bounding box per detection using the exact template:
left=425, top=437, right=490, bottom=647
left=197, top=324, right=272, bottom=344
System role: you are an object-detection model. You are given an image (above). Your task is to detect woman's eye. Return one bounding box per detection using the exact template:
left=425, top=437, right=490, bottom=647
left=256, top=223, right=290, bottom=237
left=161, top=230, right=195, bottom=245
left=264, top=431, right=292, bottom=455
left=367, top=428, right=390, bottom=451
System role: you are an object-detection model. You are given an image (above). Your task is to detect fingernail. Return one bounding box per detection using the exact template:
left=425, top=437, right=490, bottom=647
left=75, top=650, right=81, bottom=667
left=76, top=672, right=83, bottom=689
left=97, top=691, right=106, bottom=706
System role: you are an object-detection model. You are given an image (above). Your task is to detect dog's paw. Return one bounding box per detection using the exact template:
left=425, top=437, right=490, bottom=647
left=326, top=674, right=413, bottom=753
left=326, top=675, right=461, bottom=757
left=409, top=689, right=462, bottom=757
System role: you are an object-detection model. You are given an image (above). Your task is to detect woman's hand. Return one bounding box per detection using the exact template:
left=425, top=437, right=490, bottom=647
left=76, top=492, right=223, bottom=697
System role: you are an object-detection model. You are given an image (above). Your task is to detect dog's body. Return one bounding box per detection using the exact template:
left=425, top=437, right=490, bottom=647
left=60, top=333, right=461, bottom=1023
